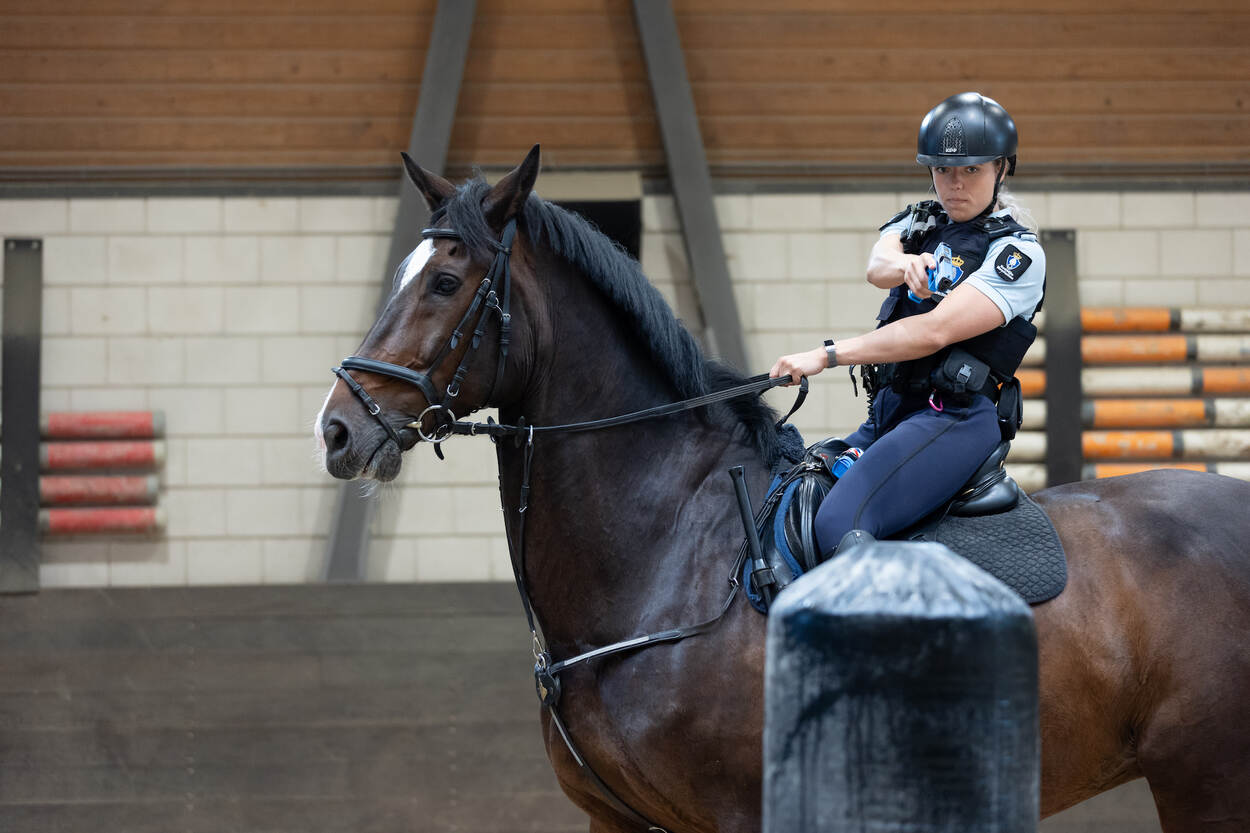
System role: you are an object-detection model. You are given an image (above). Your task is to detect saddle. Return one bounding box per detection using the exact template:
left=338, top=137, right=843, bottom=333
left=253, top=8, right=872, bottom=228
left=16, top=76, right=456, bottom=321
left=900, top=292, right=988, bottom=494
left=742, top=438, right=1066, bottom=612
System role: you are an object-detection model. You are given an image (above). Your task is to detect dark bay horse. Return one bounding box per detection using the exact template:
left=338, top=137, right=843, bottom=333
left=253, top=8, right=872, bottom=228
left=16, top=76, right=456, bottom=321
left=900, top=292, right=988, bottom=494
left=315, top=146, right=1250, bottom=833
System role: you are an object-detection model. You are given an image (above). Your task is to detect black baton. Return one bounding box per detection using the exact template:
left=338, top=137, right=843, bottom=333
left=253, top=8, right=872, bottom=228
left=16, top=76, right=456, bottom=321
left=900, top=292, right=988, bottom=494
left=729, top=465, right=774, bottom=609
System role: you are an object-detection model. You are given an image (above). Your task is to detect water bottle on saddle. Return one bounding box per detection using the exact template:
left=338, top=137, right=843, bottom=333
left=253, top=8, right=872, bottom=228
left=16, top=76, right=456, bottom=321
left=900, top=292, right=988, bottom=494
left=830, top=447, right=862, bottom=479
left=807, top=438, right=862, bottom=482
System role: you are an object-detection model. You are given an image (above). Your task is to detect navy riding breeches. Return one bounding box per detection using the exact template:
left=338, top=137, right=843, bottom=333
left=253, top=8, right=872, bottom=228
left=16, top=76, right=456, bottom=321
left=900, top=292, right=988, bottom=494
left=813, top=388, right=1000, bottom=555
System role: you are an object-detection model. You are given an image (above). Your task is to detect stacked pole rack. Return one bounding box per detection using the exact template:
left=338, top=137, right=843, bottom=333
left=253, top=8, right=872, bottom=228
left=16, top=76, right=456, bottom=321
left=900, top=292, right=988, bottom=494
left=1, top=239, right=166, bottom=594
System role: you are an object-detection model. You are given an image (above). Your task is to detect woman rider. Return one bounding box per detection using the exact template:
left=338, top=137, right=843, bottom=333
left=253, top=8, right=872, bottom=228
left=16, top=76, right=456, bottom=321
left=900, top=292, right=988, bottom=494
left=769, top=91, right=1046, bottom=558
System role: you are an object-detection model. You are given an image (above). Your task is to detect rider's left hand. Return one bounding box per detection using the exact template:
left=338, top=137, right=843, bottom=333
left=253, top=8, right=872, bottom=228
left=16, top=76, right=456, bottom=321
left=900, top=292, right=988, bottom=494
left=770, top=347, right=826, bottom=386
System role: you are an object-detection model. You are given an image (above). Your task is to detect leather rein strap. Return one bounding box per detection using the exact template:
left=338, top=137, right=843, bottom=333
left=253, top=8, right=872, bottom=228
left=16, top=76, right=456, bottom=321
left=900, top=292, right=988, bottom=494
left=331, top=217, right=808, bottom=833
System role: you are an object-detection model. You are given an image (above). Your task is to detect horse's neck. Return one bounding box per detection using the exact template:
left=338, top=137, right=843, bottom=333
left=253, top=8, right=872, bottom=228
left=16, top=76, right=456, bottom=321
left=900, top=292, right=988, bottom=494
left=495, top=258, right=759, bottom=656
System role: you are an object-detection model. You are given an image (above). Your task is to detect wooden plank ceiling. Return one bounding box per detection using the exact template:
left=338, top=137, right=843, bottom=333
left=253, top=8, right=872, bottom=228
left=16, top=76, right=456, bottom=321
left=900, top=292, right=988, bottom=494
left=2, top=0, right=1248, bottom=180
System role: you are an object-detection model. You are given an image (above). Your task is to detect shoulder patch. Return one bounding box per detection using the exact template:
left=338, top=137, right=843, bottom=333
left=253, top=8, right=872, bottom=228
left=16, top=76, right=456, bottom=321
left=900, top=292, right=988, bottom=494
left=994, top=244, right=1032, bottom=282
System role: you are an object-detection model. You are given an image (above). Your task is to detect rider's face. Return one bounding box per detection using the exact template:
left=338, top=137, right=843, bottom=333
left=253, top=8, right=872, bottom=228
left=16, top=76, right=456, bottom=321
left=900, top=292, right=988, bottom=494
left=931, top=162, right=1001, bottom=222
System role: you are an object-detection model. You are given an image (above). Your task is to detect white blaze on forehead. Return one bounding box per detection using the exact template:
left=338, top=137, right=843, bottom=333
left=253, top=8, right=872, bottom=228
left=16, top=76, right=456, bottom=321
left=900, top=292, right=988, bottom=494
left=398, top=238, right=436, bottom=291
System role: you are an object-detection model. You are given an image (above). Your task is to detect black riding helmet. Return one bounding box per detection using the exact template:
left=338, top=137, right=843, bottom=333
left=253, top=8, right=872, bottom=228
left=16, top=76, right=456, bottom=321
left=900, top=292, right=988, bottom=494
left=917, top=92, right=1017, bottom=176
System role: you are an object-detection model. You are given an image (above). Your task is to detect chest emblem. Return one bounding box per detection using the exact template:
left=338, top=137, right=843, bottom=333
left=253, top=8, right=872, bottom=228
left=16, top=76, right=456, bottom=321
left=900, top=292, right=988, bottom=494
left=950, top=254, right=965, bottom=282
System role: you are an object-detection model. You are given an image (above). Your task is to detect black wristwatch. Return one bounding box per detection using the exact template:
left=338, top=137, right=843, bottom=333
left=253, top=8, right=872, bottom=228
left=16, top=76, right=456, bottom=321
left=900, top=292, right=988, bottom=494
left=824, top=339, right=837, bottom=368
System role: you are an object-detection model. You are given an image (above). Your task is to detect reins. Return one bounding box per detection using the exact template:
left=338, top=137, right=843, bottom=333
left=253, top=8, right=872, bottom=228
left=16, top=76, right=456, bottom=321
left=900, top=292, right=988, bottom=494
left=332, top=216, right=808, bottom=833
left=450, top=370, right=804, bottom=439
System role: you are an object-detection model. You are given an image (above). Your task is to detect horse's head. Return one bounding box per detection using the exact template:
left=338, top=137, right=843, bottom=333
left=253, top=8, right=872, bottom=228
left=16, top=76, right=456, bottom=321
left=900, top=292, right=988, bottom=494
left=316, top=145, right=542, bottom=481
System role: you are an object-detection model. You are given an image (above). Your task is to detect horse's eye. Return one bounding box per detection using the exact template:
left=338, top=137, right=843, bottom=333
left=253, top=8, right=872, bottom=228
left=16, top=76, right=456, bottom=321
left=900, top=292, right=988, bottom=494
left=431, top=274, right=460, bottom=296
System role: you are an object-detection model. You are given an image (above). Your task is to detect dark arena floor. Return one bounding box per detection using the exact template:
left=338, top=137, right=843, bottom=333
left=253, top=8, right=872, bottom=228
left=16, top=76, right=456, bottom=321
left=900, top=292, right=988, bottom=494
left=0, top=583, right=1160, bottom=832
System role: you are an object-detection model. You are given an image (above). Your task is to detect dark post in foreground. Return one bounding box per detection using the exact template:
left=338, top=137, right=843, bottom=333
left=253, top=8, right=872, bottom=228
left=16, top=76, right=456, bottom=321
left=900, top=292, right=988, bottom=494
left=764, top=540, right=1039, bottom=833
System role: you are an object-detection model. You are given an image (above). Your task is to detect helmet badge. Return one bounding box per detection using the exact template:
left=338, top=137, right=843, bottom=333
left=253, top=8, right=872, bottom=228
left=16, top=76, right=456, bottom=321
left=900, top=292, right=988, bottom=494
left=941, top=117, right=965, bottom=155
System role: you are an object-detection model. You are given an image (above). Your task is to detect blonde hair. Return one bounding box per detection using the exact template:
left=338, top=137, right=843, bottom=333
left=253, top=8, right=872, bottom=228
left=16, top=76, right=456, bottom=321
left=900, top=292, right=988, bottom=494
left=996, top=185, right=1037, bottom=231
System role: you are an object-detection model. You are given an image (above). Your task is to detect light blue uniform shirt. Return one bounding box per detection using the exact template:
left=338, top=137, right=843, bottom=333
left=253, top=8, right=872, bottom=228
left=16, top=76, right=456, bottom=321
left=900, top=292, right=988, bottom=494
left=879, top=208, right=1045, bottom=324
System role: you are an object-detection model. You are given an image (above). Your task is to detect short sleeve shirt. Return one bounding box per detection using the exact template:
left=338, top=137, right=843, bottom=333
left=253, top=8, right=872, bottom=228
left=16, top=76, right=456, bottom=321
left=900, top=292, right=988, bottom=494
left=879, top=208, right=1045, bottom=325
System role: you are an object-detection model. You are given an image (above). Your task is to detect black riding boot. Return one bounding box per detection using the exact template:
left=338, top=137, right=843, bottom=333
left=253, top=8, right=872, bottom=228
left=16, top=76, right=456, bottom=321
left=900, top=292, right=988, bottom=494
left=822, top=529, right=875, bottom=561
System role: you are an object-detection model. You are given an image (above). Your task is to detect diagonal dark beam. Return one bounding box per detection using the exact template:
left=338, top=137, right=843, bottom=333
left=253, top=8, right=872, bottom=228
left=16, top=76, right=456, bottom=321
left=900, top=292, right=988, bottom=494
left=631, top=0, right=748, bottom=372
left=322, top=0, right=477, bottom=582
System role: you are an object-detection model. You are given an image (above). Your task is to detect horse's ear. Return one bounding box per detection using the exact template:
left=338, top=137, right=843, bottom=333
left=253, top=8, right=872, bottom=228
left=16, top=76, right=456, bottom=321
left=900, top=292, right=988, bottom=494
left=482, top=144, right=540, bottom=228
left=401, top=152, right=456, bottom=211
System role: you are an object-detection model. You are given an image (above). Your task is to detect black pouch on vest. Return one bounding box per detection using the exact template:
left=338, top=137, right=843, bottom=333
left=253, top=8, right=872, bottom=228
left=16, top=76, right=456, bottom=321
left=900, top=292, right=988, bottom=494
left=930, top=348, right=992, bottom=399
left=996, top=376, right=1023, bottom=440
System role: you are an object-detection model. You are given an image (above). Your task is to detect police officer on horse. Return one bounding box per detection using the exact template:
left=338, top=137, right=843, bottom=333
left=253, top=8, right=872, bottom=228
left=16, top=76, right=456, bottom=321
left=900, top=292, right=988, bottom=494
left=770, top=91, right=1046, bottom=558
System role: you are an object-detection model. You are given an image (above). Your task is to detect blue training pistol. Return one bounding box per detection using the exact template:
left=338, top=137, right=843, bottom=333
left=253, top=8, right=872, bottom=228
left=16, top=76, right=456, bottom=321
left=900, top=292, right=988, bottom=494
left=908, top=242, right=961, bottom=302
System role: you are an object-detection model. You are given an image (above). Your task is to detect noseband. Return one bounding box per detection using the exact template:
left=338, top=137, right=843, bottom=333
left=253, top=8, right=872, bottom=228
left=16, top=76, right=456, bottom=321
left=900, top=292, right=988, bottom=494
left=333, top=216, right=516, bottom=454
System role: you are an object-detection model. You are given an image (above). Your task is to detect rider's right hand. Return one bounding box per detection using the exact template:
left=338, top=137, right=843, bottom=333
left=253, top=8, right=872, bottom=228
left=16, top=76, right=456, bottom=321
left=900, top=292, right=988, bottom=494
left=902, top=252, right=938, bottom=300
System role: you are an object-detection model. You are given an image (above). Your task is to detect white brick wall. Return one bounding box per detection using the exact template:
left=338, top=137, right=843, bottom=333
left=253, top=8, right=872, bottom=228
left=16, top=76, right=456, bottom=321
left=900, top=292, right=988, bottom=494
left=1122, top=192, right=1196, bottom=228
left=44, top=236, right=107, bottom=284
left=109, top=236, right=183, bottom=284
left=334, top=234, right=391, bottom=283
left=261, top=236, right=337, bottom=283
left=70, top=198, right=145, bottom=233
left=147, top=198, right=223, bottom=234
left=297, top=197, right=380, bottom=233
left=70, top=287, right=147, bottom=335
left=149, top=287, right=224, bottom=334
left=185, top=236, right=260, bottom=284
left=5, top=186, right=1246, bottom=588
left=1079, top=230, right=1161, bottom=277
left=0, top=200, right=68, bottom=234
left=224, top=287, right=300, bottom=333
left=1234, top=230, right=1250, bottom=276
left=41, top=288, right=70, bottom=335
left=1197, top=193, right=1250, bottom=227
left=224, top=197, right=299, bottom=233
left=1049, top=192, right=1121, bottom=229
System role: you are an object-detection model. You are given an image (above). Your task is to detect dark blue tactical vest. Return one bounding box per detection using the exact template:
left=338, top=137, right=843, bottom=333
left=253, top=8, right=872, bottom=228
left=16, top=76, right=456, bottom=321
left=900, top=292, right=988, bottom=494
left=875, top=201, right=1042, bottom=401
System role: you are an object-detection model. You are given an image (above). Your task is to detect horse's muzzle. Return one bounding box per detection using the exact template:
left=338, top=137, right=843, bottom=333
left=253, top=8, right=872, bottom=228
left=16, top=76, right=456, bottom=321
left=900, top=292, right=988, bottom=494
left=320, top=412, right=410, bottom=482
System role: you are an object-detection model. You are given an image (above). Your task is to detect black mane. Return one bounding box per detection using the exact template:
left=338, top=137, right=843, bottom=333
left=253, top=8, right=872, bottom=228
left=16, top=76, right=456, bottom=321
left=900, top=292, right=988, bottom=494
left=435, top=177, right=786, bottom=464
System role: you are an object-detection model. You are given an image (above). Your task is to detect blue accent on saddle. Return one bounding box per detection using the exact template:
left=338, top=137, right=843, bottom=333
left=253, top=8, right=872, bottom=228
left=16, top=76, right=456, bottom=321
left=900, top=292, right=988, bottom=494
left=742, top=472, right=806, bottom=613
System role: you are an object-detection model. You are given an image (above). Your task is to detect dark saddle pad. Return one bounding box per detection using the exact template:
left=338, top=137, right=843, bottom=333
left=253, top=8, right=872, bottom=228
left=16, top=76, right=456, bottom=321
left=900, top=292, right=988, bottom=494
left=742, top=439, right=1067, bottom=611
left=896, top=492, right=1067, bottom=604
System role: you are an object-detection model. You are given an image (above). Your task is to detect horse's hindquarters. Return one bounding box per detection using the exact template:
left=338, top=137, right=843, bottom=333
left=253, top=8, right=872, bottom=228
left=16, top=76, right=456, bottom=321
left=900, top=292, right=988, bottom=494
left=1031, top=471, right=1250, bottom=826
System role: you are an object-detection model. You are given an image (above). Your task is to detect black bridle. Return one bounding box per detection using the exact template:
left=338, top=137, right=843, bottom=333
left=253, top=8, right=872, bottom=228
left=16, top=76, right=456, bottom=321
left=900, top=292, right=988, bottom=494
left=331, top=215, right=806, bottom=833
left=333, top=217, right=517, bottom=458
